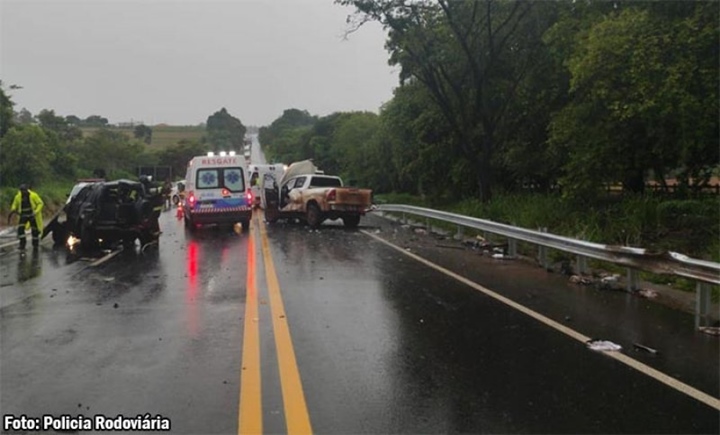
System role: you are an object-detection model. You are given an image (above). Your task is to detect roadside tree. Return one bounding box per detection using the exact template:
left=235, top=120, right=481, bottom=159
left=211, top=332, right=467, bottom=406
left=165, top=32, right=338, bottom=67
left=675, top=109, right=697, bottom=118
left=0, top=125, right=53, bottom=186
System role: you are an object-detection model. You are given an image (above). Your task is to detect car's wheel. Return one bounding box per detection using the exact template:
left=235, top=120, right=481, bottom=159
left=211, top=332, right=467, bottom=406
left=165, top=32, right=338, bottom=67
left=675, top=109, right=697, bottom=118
left=52, top=223, right=67, bottom=246
left=240, top=219, right=250, bottom=233
left=80, top=222, right=98, bottom=250
left=306, top=203, right=322, bottom=229
left=184, top=215, right=197, bottom=232
left=123, top=238, right=137, bottom=249
left=139, top=231, right=157, bottom=247
left=172, top=195, right=180, bottom=205
left=342, top=215, right=361, bottom=228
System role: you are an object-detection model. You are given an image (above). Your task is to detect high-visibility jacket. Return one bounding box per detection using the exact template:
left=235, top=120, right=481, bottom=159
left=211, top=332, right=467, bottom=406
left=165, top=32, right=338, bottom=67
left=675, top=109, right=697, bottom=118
left=11, top=189, right=44, bottom=229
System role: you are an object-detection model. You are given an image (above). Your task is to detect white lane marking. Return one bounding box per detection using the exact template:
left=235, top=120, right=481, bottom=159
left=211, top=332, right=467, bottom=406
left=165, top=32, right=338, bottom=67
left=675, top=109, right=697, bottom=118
left=362, top=230, right=720, bottom=411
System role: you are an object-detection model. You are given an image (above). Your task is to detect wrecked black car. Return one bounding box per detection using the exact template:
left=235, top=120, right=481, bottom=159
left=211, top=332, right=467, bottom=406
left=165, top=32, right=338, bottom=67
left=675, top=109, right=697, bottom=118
left=44, top=179, right=163, bottom=250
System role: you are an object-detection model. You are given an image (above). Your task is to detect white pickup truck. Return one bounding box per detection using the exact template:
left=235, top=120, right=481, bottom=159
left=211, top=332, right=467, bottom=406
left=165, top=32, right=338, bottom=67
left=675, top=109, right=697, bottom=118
left=263, top=161, right=372, bottom=228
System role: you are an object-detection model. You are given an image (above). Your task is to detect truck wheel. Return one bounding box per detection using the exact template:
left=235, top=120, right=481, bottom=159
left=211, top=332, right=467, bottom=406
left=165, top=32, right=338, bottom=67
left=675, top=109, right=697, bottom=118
left=306, top=203, right=322, bottom=229
left=240, top=219, right=250, bottom=232
left=342, top=215, right=361, bottom=228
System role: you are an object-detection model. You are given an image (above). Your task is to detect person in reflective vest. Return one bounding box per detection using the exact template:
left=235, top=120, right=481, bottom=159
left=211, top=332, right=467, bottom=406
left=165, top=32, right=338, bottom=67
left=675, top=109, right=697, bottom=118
left=10, top=184, right=44, bottom=250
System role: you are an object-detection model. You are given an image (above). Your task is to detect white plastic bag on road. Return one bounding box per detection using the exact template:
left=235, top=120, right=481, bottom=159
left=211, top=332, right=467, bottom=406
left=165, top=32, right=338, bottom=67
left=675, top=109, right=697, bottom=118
left=586, top=340, right=622, bottom=352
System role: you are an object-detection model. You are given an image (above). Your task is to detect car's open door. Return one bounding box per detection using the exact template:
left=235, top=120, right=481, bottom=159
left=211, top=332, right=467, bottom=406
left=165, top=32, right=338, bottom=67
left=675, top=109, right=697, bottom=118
left=262, top=174, right=280, bottom=222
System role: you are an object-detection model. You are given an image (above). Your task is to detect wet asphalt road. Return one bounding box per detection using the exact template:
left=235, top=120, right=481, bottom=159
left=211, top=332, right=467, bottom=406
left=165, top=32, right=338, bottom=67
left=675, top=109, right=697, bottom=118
left=1, top=138, right=719, bottom=434
left=1, top=209, right=718, bottom=434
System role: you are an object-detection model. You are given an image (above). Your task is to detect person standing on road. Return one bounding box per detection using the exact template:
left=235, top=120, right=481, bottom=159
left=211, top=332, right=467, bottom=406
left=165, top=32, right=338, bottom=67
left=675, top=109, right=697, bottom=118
left=9, top=184, right=44, bottom=250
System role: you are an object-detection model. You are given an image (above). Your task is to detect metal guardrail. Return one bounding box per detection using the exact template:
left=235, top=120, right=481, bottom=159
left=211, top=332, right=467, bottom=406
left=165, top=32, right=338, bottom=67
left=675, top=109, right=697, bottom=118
left=377, top=204, right=719, bottom=327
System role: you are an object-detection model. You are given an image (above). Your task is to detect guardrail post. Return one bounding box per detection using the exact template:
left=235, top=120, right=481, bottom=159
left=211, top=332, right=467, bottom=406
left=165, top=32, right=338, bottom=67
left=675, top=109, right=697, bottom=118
left=455, top=225, right=464, bottom=240
left=695, top=282, right=712, bottom=328
left=538, top=227, right=548, bottom=268
left=401, top=212, right=406, bottom=224
left=626, top=268, right=638, bottom=291
left=508, top=238, right=517, bottom=257
left=577, top=255, right=588, bottom=274
left=426, top=218, right=431, bottom=232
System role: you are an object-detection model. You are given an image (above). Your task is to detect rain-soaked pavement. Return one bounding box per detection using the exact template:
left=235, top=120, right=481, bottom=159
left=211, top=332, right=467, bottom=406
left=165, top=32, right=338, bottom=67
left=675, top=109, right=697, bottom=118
left=1, top=137, right=718, bottom=434
left=1, top=207, right=718, bottom=434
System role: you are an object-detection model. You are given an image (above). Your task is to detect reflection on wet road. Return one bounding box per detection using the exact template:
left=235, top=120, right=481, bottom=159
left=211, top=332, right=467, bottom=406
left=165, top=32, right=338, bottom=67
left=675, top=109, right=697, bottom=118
left=1, top=204, right=718, bottom=433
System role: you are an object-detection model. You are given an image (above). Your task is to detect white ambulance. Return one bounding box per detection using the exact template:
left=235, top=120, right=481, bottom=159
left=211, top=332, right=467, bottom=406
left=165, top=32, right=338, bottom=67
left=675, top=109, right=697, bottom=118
left=248, top=163, right=286, bottom=209
left=183, top=152, right=253, bottom=231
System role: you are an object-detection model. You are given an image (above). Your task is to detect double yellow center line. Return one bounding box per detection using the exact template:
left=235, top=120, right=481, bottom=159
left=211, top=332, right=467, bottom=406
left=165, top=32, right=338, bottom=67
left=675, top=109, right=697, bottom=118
left=239, top=212, right=313, bottom=434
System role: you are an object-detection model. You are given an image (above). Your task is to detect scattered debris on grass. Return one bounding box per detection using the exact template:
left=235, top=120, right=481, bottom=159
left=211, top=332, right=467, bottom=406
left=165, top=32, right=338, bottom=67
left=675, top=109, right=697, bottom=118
left=569, top=275, right=592, bottom=285
left=637, top=289, right=659, bottom=299
left=600, top=274, right=621, bottom=284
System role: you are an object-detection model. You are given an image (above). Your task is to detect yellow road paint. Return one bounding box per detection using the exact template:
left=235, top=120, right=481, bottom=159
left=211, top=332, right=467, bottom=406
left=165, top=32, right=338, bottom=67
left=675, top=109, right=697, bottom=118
left=362, top=230, right=720, bottom=411
left=259, top=217, right=313, bottom=434
left=239, top=214, right=262, bottom=434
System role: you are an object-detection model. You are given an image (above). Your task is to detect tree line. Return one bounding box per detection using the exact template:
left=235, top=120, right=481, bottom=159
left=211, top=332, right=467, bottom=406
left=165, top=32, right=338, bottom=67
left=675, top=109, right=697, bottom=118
left=261, top=0, right=718, bottom=203
left=0, top=88, right=247, bottom=187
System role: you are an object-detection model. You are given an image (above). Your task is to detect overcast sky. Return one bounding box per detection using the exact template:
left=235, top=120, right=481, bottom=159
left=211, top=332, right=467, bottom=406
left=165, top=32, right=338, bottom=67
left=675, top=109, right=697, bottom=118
left=0, top=0, right=398, bottom=126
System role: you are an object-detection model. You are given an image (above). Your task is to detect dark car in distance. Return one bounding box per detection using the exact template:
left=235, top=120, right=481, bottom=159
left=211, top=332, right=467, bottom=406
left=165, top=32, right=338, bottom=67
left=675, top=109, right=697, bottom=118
left=46, top=179, right=163, bottom=250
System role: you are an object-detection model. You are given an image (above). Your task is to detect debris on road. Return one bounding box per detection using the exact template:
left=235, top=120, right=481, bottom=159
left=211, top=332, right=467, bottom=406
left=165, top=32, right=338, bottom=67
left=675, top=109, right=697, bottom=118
left=698, top=327, right=720, bottom=336
left=586, top=339, right=622, bottom=352
left=633, top=343, right=658, bottom=354
left=414, top=228, right=427, bottom=235
left=435, top=244, right=466, bottom=250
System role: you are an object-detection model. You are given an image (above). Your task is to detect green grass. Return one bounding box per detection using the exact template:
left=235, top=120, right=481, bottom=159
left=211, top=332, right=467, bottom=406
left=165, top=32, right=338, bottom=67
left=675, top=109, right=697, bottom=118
left=147, top=125, right=205, bottom=149
left=81, top=125, right=205, bottom=150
